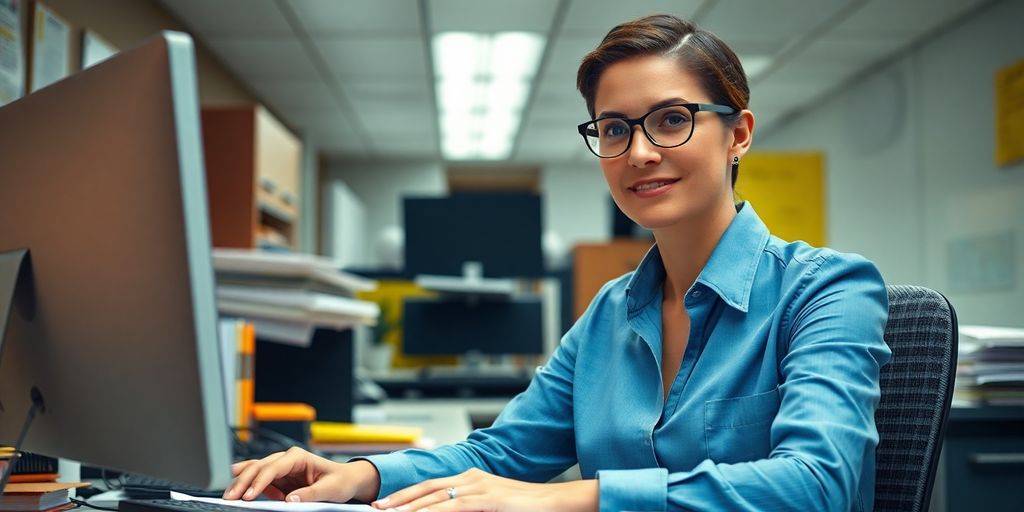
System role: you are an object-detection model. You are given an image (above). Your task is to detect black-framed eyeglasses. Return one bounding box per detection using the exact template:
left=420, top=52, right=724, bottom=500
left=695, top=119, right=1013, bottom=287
left=577, top=103, right=737, bottom=158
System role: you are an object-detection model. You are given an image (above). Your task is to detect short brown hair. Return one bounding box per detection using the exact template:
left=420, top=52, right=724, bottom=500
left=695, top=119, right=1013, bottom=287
left=577, top=15, right=749, bottom=186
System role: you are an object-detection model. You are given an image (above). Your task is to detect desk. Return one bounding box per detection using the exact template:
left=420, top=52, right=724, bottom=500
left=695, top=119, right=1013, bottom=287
left=931, top=405, right=1024, bottom=512
left=353, top=401, right=477, bottom=447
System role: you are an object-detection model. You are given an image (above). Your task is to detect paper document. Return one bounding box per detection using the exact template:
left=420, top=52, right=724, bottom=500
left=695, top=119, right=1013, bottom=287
left=170, top=491, right=374, bottom=511
left=212, top=249, right=376, bottom=293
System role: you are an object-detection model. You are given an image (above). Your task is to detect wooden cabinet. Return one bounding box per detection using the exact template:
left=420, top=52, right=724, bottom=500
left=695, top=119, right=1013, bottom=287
left=201, top=104, right=302, bottom=250
left=572, top=239, right=653, bottom=319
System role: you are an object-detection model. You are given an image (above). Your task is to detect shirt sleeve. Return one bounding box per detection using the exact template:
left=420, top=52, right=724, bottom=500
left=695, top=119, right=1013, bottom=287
left=596, top=253, right=892, bottom=512
left=358, top=317, right=584, bottom=498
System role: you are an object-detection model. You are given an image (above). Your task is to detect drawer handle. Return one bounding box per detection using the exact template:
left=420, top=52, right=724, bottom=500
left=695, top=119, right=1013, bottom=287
left=969, top=453, right=1024, bottom=465
left=281, top=192, right=296, bottom=205
left=260, top=178, right=277, bottom=193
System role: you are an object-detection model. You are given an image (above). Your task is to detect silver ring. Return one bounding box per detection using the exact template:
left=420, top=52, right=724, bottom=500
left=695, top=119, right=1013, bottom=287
left=446, top=487, right=457, bottom=500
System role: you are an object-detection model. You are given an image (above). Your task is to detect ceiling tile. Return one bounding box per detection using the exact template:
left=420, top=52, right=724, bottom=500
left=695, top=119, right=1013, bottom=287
left=284, top=107, right=358, bottom=134
left=350, top=99, right=436, bottom=134
left=205, top=37, right=321, bottom=81
left=315, top=37, right=430, bottom=79
left=561, top=0, right=704, bottom=34
left=536, top=35, right=602, bottom=97
left=832, top=0, right=988, bottom=37
left=372, top=132, right=439, bottom=158
left=699, top=0, right=850, bottom=50
left=287, top=0, right=420, bottom=35
left=430, top=0, right=559, bottom=32
left=160, top=0, right=291, bottom=36
left=248, top=81, right=340, bottom=112
left=342, top=78, right=433, bottom=104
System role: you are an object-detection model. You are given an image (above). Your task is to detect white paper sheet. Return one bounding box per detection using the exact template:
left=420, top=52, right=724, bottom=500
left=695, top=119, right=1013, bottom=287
left=170, top=491, right=375, bottom=512
left=0, top=0, right=24, bottom=105
left=29, top=3, right=69, bottom=91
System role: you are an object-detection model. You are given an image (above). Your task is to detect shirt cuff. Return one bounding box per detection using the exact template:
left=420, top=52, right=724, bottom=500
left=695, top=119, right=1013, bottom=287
left=597, top=467, right=668, bottom=512
left=349, top=452, right=418, bottom=500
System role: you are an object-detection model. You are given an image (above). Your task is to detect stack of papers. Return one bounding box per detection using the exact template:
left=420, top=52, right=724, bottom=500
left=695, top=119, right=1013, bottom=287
left=955, top=325, right=1024, bottom=406
left=212, top=249, right=379, bottom=346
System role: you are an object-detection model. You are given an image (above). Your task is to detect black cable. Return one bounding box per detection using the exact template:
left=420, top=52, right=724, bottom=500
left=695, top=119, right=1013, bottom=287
left=69, top=497, right=118, bottom=511
left=99, top=468, right=123, bottom=491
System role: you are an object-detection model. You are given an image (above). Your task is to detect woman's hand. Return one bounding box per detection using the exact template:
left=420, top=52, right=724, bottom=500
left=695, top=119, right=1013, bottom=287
left=371, top=468, right=597, bottom=512
left=223, top=447, right=381, bottom=503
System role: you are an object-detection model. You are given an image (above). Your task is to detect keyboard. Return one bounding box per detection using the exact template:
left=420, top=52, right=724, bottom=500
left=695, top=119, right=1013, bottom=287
left=119, top=498, right=268, bottom=512
left=122, top=474, right=224, bottom=499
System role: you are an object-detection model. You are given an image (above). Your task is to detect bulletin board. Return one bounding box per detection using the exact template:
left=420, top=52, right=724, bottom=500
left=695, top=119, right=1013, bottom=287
left=734, top=151, right=826, bottom=247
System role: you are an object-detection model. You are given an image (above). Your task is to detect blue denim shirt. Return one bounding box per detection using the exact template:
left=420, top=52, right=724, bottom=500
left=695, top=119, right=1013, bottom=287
left=365, top=202, right=891, bottom=512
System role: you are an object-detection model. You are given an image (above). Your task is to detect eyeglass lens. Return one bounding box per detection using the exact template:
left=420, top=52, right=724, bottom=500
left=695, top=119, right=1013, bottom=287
left=584, top=105, right=695, bottom=157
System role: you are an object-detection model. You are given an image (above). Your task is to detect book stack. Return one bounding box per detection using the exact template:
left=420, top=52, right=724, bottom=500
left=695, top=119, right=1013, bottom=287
left=212, top=249, right=380, bottom=346
left=0, top=479, right=90, bottom=512
left=0, top=450, right=58, bottom=483
left=218, top=320, right=256, bottom=441
left=308, top=422, right=434, bottom=456
left=954, top=325, right=1024, bottom=407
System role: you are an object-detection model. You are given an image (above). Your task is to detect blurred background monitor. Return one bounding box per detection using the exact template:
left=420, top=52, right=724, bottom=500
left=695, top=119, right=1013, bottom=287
left=403, top=192, right=544, bottom=278
left=402, top=298, right=544, bottom=357
left=0, top=32, right=232, bottom=490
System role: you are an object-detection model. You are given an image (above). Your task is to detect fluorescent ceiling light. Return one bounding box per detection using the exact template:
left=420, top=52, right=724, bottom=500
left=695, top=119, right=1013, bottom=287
left=433, top=31, right=545, bottom=160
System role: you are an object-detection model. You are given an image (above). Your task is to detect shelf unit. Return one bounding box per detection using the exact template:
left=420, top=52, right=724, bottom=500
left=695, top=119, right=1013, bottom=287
left=201, top=104, right=302, bottom=250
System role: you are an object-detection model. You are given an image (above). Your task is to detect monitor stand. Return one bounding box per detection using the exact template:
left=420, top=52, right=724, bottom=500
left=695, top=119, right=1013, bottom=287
left=0, top=248, right=47, bottom=492
left=419, top=352, right=533, bottom=382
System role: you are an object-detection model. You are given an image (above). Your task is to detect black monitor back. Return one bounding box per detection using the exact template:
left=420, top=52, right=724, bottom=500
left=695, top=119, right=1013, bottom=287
left=402, top=298, right=544, bottom=356
left=403, top=193, right=544, bottom=278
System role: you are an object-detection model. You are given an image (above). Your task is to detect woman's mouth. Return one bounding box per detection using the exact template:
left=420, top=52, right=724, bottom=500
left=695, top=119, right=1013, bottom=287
left=629, top=178, right=680, bottom=197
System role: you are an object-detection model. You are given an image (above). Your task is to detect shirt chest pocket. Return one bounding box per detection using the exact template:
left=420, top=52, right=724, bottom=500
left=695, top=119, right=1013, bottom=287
left=703, top=387, right=781, bottom=464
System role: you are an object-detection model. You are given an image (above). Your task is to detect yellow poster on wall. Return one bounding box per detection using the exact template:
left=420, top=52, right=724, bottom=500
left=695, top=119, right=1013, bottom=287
left=995, top=58, right=1024, bottom=167
left=358, top=280, right=456, bottom=369
left=734, top=152, right=826, bottom=247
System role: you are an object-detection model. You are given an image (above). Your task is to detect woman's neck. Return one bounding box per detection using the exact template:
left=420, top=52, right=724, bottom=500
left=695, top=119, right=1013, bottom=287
left=654, top=199, right=738, bottom=304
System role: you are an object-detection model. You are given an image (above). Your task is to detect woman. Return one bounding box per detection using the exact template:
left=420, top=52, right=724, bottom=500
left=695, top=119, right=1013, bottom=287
left=223, top=14, right=890, bottom=512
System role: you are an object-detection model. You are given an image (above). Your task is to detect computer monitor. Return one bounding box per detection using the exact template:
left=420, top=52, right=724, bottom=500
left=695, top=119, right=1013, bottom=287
left=0, top=32, right=231, bottom=490
left=403, top=192, right=544, bottom=278
left=402, top=298, right=544, bottom=357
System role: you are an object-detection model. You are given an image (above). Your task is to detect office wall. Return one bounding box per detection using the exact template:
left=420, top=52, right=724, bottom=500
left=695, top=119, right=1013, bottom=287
left=325, top=161, right=446, bottom=267
left=757, top=0, right=1024, bottom=326
left=540, top=163, right=612, bottom=248
left=41, top=0, right=254, bottom=104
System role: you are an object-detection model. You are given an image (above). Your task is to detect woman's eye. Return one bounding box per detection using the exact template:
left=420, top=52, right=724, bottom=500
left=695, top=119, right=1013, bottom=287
left=604, top=124, right=628, bottom=137
left=662, top=113, right=689, bottom=126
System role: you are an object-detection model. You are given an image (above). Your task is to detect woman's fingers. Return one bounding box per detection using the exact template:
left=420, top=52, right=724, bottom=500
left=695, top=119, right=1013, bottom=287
left=243, top=451, right=305, bottom=500
left=374, top=474, right=460, bottom=508
left=260, top=483, right=286, bottom=501
left=393, top=485, right=480, bottom=512
left=223, top=450, right=287, bottom=499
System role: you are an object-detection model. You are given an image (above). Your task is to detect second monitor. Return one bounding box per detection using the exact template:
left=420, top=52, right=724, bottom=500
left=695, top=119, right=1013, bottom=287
left=403, top=192, right=544, bottom=279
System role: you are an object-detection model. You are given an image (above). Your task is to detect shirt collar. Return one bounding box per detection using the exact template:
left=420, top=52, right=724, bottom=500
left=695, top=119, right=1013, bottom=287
left=625, top=202, right=770, bottom=315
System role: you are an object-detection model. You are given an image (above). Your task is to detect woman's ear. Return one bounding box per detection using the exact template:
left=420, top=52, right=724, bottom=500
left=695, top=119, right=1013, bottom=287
left=729, top=109, right=755, bottom=159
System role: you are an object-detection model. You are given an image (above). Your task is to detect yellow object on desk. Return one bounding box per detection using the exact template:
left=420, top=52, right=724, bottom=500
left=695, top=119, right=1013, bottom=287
left=252, top=402, right=316, bottom=422
left=310, top=422, right=422, bottom=444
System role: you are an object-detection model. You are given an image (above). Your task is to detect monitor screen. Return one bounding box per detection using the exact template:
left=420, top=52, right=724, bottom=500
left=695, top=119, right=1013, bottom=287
left=402, top=298, right=544, bottom=356
left=403, top=192, right=544, bottom=278
left=0, top=32, right=231, bottom=490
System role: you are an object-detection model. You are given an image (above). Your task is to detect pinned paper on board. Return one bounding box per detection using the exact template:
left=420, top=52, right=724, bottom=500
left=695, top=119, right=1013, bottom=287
left=0, top=0, right=24, bottom=106
left=29, top=2, right=69, bottom=92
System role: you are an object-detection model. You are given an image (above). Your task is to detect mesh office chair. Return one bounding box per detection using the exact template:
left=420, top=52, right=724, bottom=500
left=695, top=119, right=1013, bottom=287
left=874, top=285, right=958, bottom=512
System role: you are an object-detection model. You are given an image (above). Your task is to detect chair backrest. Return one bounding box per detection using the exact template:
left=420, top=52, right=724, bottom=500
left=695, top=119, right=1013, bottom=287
left=874, top=285, right=958, bottom=512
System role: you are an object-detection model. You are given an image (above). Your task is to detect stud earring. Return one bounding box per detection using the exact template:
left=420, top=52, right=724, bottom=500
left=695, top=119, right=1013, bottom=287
left=732, top=156, right=739, bottom=164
